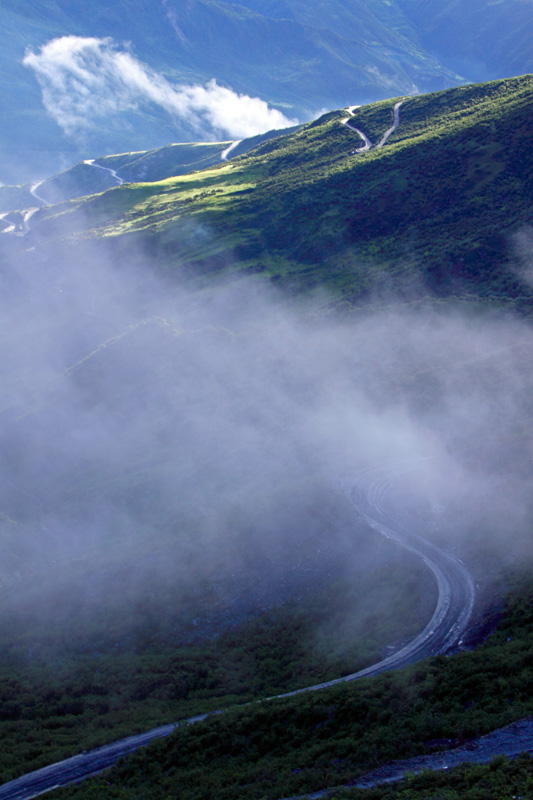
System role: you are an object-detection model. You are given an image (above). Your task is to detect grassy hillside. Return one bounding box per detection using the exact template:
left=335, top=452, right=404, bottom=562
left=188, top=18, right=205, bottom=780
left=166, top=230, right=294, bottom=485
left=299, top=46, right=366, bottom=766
left=0, top=127, right=301, bottom=211
left=24, top=75, right=533, bottom=311
left=1, top=0, right=529, bottom=183
left=47, top=577, right=533, bottom=799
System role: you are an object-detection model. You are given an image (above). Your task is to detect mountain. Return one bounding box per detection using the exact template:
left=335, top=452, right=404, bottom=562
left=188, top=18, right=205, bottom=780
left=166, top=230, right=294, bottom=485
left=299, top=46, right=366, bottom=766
left=10, top=74, right=532, bottom=312
left=2, top=0, right=531, bottom=183
left=397, top=0, right=533, bottom=82
left=0, top=75, right=532, bottom=797
left=0, top=125, right=299, bottom=211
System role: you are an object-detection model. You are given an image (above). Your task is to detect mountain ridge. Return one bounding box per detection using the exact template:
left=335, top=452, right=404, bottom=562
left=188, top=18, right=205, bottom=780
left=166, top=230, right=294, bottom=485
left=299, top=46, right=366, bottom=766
left=3, top=0, right=531, bottom=182
left=9, top=75, right=532, bottom=314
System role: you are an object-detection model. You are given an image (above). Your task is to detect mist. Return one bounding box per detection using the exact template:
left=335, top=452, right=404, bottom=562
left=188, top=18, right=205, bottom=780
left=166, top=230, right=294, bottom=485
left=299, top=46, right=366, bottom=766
left=23, top=36, right=298, bottom=142
left=1, top=225, right=532, bottom=658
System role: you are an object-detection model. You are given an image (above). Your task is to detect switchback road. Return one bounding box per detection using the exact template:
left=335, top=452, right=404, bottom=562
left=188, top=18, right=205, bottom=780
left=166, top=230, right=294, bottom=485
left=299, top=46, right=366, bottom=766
left=343, top=100, right=404, bottom=153
left=221, top=140, right=242, bottom=160
left=342, top=105, right=372, bottom=152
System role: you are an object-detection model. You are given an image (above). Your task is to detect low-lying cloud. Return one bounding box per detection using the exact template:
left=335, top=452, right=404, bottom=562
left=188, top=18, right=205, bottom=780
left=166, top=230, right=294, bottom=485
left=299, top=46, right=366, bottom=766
left=1, top=206, right=533, bottom=652
left=23, top=36, right=297, bottom=140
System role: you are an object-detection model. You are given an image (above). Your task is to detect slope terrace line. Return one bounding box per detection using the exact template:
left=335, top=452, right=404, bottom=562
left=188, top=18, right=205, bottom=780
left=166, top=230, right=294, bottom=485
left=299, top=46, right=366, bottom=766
left=0, top=460, right=475, bottom=800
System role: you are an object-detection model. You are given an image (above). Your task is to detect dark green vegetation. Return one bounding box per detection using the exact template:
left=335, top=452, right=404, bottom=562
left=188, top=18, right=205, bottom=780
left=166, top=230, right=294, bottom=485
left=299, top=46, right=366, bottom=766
left=50, top=577, right=533, bottom=799
left=22, top=75, right=533, bottom=311
left=0, top=523, right=435, bottom=781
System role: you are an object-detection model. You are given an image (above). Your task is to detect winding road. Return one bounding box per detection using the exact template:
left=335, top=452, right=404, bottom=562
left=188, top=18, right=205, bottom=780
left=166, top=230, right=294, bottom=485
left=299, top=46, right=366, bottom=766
left=376, top=101, right=404, bottom=148
left=83, top=159, right=124, bottom=186
left=343, top=100, right=404, bottom=153
left=0, top=461, right=482, bottom=799
left=342, top=106, right=372, bottom=153
left=1, top=164, right=124, bottom=239
left=221, top=140, right=242, bottom=161
left=29, top=181, right=48, bottom=205
left=275, top=460, right=475, bottom=699
left=0, top=208, right=39, bottom=237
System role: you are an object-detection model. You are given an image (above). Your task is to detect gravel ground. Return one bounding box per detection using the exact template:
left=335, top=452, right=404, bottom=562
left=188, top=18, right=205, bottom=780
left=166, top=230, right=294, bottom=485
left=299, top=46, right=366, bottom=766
left=284, top=715, right=533, bottom=798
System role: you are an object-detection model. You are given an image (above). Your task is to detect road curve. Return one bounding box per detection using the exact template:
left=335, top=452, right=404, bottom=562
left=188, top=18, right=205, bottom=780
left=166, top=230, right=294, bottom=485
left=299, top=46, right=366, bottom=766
left=274, top=460, right=475, bottom=699
left=343, top=100, right=404, bottom=154
left=376, top=100, right=404, bottom=148
left=29, top=181, right=48, bottom=205
left=0, top=460, right=475, bottom=799
left=342, top=107, right=372, bottom=152
left=221, top=140, right=242, bottom=161
left=83, top=160, right=124, bottom=186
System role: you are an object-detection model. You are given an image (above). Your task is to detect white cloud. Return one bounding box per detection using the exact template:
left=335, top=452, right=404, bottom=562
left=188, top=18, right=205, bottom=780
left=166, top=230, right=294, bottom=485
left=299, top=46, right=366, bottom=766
left=23, top=36, right=297, bottom=140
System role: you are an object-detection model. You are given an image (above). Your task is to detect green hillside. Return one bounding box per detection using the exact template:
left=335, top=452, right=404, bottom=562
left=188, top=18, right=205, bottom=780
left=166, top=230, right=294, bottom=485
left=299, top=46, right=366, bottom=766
left=0, top=75, right=532, bottom=799
left=2, top=1, right=531, bottom=183
left=0, top=126, right=300, bottom=212
left=41, top=578, right=533, bottom=799
left=23, top=74, right=533, bottom=311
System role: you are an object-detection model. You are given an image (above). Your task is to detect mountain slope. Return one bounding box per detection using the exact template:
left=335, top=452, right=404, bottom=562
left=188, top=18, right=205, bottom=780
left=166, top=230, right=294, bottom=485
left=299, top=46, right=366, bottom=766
left=1, top=75, right=533, bottom=800
left=398, top=0, right=533, bottom=82
left=19, top=75, right=533, bottom=311
left=2, top=1, right=531, bottom=183
left=0, top=0, right=484, bottom=182
left=0, top=126, right=300, bottom=212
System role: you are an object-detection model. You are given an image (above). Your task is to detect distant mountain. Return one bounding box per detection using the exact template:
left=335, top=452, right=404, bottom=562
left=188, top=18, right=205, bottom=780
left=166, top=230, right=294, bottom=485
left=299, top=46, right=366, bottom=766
left=3, top=0, right=531, bottom=183
left=397, top=0, right=533, bottom=82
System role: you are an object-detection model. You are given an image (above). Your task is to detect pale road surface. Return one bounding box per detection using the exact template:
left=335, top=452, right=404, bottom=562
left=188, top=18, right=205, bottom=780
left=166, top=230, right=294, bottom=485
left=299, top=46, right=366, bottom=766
left=342, top=106, right=372, bottom=152
left=376, top=101, right=404, bottom=148
left=0, top=460, right=508, bottom=800
left=1, top=165, right=123, bottom=238
left=0, top=212, right=16, bottom=234
left=83, top=159, right=124, bottom=185
left=29, top=181, right=48, bottom=204
left=343, top=100, right=404, bottom=153
left=0, top=208, right=39, bottom=237
left=221, top=140, right=242, bottom=161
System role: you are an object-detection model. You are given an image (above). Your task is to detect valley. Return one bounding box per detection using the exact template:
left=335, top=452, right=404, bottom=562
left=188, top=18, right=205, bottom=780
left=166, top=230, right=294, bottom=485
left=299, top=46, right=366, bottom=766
left=0, top=66, right=531, bottom=800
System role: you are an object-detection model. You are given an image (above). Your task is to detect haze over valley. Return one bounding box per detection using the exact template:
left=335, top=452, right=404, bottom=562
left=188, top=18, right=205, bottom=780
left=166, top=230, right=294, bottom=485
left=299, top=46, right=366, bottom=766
left=0, top=3, right=532, bottom=799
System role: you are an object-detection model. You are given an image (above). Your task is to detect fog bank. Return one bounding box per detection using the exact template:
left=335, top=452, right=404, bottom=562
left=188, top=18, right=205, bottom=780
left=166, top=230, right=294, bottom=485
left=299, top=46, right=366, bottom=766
left=0, top=239, right=532, bottom=625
